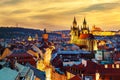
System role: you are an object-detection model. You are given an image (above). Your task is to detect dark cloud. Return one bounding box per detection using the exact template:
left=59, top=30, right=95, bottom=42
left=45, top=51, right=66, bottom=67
left=61, top=3, right=120, bottom=15
left=11, top=9, right=31, bottom=14
left=0, top=0, right=23, bottom=6
left=82, top=3, right=120, bottom=12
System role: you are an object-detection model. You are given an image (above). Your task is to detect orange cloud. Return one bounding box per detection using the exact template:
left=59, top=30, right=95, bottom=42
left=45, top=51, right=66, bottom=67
left=0, top=0, right=120, bottom=31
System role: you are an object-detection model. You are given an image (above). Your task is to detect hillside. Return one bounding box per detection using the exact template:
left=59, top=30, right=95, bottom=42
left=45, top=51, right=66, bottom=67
left=0, top=27, right=43, bottom=39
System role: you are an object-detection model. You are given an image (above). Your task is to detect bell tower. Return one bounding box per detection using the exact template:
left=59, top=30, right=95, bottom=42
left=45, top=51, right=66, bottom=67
left=70, top=16, right=79, bottom=44
left=83, top=17, right=87, bottom=28
left=73, top=16, right=77, bottom=27
left=81, top=17, right=89, bottom=34
left=42, top=28, right=48, bottom=42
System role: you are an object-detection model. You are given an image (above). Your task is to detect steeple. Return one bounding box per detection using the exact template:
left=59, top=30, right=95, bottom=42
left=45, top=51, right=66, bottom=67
left=81, top=17, right=90, bottom=34
left=35, top=34, right=38, bottom=41
left=83, top=17, right=87, bottom=28
left=42, top=28, right=48, bottom=42
left=43, top=28, right=47, bottom=34
left=73, top=16, right=77, bottom=27
left=83, top=17, right=87, bottom=25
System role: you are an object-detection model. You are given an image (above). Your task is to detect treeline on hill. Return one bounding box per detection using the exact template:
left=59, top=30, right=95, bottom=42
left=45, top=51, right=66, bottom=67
left=0, top=27, right=43, bottom=39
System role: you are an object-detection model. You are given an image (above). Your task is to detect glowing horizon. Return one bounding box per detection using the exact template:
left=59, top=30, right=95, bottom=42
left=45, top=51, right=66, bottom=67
left=0, top=0, right=120, bottom=31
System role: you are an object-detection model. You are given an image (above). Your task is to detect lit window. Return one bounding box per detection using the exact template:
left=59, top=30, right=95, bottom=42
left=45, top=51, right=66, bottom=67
left=112, top=64, right=114, bottom=68
left=104, top=65, right=108, bottom=68
left=116, top=64, right=119, bottom=69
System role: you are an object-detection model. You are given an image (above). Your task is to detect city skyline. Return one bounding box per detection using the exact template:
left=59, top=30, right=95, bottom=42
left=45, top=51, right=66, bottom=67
left=0, top=0, right=120, bottom=31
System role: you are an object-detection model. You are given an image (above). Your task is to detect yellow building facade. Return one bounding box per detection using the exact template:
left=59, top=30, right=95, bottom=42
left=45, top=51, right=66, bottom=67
left=91, top=25, right=115, bottom=36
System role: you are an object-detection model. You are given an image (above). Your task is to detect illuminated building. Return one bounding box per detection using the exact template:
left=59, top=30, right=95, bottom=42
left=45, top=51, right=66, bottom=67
left=91, top=25, right=116, bottom=36
left=70, top=17, right=98, bottom=51
left=91, top=25, right=102, bottom=32
left=6, top=49, right=36, bottom=67
left=0, top=47, right=36, bottom=67
left=27, top=40, right=55, bottom=80
left=52, top=45, right=90, bottom=67
left=28, top=36, right=33, bottom=41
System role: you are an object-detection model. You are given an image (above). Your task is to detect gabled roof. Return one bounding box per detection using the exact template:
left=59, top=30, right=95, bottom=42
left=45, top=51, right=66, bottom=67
left=65, top=60, right=120, bottom=77
left=83, top=60, right=104, bottom=74
left=69, top=75, right=82, bottom=80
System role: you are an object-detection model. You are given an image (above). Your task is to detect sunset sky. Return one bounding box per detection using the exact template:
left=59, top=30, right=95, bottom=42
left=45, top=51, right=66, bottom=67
left=0, top=0, right=120, bottom=31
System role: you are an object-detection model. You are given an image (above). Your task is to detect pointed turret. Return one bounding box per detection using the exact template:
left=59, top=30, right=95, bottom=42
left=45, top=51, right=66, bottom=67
left=43, top=28, right=47, bottom=34
left=42, top=28, right=48, bottom=42
left=35, top=34, right=38, bottom=41
left=81, top=17, right=90, bottom=34
left=73, top=16, right=77, bottom=27
left=83, top=17, right=87, bottom=28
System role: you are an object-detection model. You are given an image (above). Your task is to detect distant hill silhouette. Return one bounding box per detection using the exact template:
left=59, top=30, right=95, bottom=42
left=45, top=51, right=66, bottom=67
left=0, top=27, right=43, bottom=39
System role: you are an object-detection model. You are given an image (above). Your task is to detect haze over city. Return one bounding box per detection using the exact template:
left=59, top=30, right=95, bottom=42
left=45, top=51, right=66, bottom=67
left=0, top=0, right=120, bottom=31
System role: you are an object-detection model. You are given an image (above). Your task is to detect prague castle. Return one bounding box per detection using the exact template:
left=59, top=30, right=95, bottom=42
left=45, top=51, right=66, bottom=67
left=70, top=17, right=98, bottom=51
left=91, top=25, right=115, bottom=36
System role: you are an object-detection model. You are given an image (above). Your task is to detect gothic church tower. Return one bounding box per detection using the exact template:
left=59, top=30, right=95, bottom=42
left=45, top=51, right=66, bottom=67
left=70, top=17, right=80, bottom=44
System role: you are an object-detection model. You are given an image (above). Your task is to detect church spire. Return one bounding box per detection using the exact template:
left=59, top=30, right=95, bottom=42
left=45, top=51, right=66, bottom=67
left=43, top=28, right=46, bottom=34
left=83, top=17, right=87, bottom=25
left=73, top=16, right=77, bottom=27
left=83, top=17, right=87, bottom=28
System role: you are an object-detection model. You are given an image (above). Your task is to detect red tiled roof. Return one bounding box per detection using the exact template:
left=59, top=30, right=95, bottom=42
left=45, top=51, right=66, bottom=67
left=83, top=60, right=104, bottom=74
left=80, top=34, right=89, bottom=39
left=98, top=46, right=114, bottom=51
left=101, top=68, right=120, bottom=75
left=69, top=75, right=82, bottom=80
left=8, top=53, right=33, bottom=57
left=72, top=64, right=84, bottom=70
left=79, top=34, right=94, bottom=39
left=83, top=61, right=120, bottom=76
left=64, top=60, right=120, bottom=77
